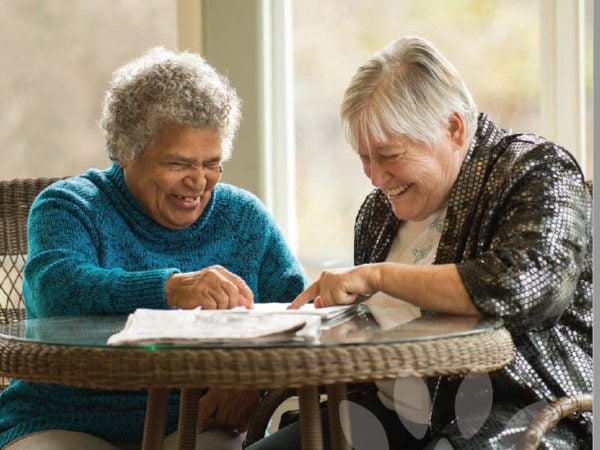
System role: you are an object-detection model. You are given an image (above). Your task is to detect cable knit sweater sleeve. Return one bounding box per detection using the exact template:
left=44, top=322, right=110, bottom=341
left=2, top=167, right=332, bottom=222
left=23, top=170, right=180, bottom=318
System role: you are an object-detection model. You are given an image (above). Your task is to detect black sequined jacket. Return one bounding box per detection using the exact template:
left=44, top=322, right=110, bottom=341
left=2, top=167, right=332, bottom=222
left=354, top=113, right=592, bottom=448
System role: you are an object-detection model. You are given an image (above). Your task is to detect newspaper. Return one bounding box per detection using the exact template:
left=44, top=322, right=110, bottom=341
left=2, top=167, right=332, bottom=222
left=238, top=302, right=358, bottom=321
left=107, top=307, right=322, bottom=346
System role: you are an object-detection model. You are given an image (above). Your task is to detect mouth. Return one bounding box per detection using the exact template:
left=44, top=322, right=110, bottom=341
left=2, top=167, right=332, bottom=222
left=171, top=194, right=202, bottom=208
left=386, top=184, right=410, bottom=196
left=175, top=195, right=200, bottom=203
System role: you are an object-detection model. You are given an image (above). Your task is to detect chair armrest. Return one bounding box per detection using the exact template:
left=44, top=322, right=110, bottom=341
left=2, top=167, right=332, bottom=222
left=518, top=394, right=592, bottom=450
left=245, top=388, right=297, bottom=447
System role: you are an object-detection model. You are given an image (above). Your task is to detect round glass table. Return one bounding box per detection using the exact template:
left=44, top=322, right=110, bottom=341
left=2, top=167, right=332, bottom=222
left=0, top=307, right=514, bottom=450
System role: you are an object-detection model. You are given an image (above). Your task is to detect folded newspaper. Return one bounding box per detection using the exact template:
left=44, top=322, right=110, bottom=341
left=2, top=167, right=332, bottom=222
left=240, top=302, right=358, bottom=321
left=107, top=307, right=324, bottom=346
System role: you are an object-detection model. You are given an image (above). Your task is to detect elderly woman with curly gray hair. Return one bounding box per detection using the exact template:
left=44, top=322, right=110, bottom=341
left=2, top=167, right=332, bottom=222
left=0, top=48, right=307, bottom=450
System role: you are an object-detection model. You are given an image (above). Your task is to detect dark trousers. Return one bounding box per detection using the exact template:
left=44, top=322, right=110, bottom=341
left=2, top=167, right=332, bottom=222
left=245, top=385, right=448, bottom=450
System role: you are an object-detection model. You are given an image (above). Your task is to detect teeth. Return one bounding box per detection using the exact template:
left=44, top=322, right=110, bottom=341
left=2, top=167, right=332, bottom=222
left=178, top=196, right=198, bottom=202
left=387, top=185, right=408, bottom=196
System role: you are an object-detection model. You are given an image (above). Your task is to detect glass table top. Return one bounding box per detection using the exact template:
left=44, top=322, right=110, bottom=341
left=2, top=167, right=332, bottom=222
left=0, top=305, right=503, bottom=350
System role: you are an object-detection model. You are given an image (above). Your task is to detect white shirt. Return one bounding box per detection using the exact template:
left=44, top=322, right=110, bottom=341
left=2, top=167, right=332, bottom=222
left=364, top=206, right=447, bottom=425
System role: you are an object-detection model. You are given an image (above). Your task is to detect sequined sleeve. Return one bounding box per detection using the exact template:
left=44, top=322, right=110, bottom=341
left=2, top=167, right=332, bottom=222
left=456, top=140, right=591, bottom=330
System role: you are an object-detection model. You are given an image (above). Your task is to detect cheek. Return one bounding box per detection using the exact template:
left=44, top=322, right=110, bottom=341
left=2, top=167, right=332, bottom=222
left=153, top=171, right=180, bottom=191
left=409, top=156, right=438, bottom=180
left=205, top=175, right=221, bottom=191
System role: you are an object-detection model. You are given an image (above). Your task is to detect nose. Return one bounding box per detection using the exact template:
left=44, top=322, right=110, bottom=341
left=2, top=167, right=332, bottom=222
left=183, top=166, right=208, bottom=190
left=369, top=159, right=389, bottom=187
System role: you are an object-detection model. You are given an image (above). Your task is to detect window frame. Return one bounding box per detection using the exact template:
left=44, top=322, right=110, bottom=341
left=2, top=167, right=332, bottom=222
left=540, top=0, right=588, bottom=172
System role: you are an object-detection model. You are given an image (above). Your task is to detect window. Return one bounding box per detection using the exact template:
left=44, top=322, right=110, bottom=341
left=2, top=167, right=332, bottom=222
left=291, top=0, right=592, bottom=278
left=1, top=0, right=592, bottom=280
left=0, top=0, right=177, bottom=179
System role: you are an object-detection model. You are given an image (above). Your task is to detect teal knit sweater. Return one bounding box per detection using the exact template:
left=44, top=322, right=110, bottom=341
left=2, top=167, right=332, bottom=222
left=0, top=163, right=307, bottom=446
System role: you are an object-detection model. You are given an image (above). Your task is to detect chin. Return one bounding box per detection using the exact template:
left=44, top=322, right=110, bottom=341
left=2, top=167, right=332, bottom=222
left=159, top=215, right=198, bottom=230
left=391, top=206, right=411, bottom=221
left=392, top=208, right=423, bottom=222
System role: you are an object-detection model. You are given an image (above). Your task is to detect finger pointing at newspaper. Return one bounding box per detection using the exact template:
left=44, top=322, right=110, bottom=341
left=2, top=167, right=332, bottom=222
left=287, top=281, right=319, bottom=309
left=288, top=267, right=374, bottom=309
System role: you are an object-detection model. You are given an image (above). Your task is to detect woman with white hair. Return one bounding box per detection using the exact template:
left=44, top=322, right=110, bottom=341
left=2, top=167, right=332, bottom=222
left=249, top=35, right=592, bottom=449
left=0, top=47, right=307, bottom=450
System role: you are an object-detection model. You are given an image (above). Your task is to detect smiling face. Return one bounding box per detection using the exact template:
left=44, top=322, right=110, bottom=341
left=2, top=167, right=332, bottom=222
left=357, top=115, right=467, bottom=221
left=120, top=125, right=224, bottom=230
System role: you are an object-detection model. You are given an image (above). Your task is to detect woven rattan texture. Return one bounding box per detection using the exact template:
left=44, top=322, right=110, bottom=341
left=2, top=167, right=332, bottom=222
left=0, top=178, right=62, bottom=326
left=0, top=328, right=513, bottom=390
left=0, top=177, right=63, bottom=391
left=245, top=387, right=297, bottom=445
left=518, top=394, right=593, bottom=450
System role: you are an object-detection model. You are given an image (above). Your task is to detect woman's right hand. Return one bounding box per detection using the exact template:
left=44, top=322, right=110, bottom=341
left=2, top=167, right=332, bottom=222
left=165, top=265, right=254, bottom=310
left=289, top=265, right=377, bottom=309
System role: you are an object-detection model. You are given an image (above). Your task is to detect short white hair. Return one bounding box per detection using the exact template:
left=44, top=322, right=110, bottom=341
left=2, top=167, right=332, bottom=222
left=340, top=36, right=477, bottom=151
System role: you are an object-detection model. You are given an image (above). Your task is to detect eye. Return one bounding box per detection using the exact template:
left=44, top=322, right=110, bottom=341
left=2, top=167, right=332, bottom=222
left=167, top=161, right=188, bottom=170
left=378, top=153, right=402, bottom=164
left=204, top=162, right=223, bottom=172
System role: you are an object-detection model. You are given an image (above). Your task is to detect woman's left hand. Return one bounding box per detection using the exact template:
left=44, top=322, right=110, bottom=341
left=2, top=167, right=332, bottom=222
left=197, top=387, right=262, bottom=433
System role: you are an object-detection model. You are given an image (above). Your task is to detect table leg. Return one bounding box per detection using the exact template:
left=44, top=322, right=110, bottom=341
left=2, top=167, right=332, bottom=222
left=297, top=386, right=323, bottom=450
left=326, top=384, right=351, bottom=450
left=142, top=388, right=170, bottom=450
left=177, top=388, right=204, bottom=450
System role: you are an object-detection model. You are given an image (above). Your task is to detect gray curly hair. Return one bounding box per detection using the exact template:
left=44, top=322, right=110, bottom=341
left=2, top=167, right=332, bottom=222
left=101, top=47, right=241, bottom=162
left=340, top=36, right=477, bottom=151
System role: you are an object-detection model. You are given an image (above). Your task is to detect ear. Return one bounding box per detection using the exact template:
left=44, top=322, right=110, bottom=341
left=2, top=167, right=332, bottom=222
left=447, top=112, right=466, bottom=148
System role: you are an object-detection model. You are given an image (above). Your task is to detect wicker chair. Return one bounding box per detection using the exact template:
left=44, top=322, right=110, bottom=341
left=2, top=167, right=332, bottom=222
left=518, top=394, right=593, bottom=450
left=0, top=177, right=63, bottom=389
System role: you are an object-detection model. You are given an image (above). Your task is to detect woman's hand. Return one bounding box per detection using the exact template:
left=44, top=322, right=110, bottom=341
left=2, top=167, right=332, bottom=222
left=165, top=265, right=254, bottom=310
left=197, top=387, right=262, bottom=433
left=289, top=262, right=478, bottom=315
left=289, top=265, right=377, bottom=309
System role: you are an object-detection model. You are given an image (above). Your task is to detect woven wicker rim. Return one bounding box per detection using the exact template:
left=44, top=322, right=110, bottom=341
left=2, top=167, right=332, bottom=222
left=0, top=328, right=514, bottom=390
